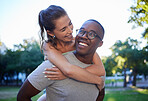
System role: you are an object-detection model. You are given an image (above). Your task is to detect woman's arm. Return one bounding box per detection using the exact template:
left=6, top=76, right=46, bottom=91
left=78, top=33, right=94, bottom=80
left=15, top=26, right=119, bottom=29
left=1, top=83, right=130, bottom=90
left=43, top=43, right=105, bottom=86
left=85, top=52, right=105, bottom=76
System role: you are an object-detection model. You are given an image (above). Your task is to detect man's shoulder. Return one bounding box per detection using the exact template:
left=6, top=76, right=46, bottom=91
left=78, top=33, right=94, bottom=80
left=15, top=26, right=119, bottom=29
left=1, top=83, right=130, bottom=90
left=63, top=51, right=74, bottom=59
left=28, top=60, right=52, bottom=75
left=39, top=60, right=53, bottom=67
left=63, top=51, right=74, bottom=56
left=27, top=60, right=54, bottom=91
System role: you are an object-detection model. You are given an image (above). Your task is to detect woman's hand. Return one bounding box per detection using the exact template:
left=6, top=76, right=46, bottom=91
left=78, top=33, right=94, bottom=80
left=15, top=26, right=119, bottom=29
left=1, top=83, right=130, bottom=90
left=97, top=76, right=105, bottom=91
left=42, top=42, right=62, bottom=60
left=42, top=42, right=54, bottom=54
left=43, top=42, right=53, bottom=61
left=43, top=67, right=67, bottom=80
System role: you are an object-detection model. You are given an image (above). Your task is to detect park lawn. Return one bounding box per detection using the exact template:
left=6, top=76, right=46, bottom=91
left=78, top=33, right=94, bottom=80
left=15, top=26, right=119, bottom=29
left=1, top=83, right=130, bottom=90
left=0, top=86, right=148, bottom=101
left=104, top=87, right=148, bottom=101
left=105, top=79, right=123, bottom=84
left=0, top=86, right=43, bottom=101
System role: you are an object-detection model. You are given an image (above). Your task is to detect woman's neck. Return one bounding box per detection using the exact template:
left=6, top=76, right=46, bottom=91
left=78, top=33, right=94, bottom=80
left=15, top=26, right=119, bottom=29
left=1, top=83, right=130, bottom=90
left=56, top=39, right=75, bottom=53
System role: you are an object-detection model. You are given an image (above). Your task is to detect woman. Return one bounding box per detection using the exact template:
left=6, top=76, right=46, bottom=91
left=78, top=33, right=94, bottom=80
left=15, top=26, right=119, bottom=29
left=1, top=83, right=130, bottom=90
left=38, top=5, right=105, bottom=101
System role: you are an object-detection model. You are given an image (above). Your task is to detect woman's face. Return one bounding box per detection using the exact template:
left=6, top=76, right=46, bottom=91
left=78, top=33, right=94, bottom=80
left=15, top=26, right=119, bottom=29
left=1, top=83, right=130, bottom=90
left=53, top=15, right=74, bottom=43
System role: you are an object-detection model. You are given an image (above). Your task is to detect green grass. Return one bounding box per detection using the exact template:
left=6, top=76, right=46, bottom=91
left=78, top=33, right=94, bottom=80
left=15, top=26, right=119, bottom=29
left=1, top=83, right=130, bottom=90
left=0, top=86, right=43, bottom=101
left=104, top=87, right=148, bottom=101
left=105, top=79, right=123, bottom=84
left=0, top=86, right=148, bottom=101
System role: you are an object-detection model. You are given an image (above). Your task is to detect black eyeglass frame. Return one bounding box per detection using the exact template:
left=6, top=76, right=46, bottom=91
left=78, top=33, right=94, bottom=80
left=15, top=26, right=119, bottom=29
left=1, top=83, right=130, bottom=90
left=76, top=29, right=102, bottom=41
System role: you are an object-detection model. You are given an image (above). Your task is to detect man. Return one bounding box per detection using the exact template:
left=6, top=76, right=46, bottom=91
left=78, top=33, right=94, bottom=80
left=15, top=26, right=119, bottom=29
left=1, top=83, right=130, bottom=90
left=17, top=19, right=105, bottom=101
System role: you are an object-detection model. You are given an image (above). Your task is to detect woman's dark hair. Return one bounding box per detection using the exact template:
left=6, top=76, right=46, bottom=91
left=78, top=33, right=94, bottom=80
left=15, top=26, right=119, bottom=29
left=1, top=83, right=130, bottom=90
left=38, top=5, right=67, bottom=50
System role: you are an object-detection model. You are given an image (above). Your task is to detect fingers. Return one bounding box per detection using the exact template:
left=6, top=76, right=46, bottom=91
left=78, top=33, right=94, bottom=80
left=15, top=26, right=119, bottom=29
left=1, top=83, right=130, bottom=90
left=44, top=56, right=48, bottom=60
left=43, top=71, right=59, bottom=75
left=43, top=67, right=67, bottom=80
left=43, top=70, right=60, bottom=80
left=43, top=68, right=60, bottom=78
left=45, top=75, right=59, bottom=78
left=97, top=81, right=105, bottom=91
left=44, top=75, right=60, bottom=80
left=43, top=71, right=63, bottom=80
left=45, top=67, right=59, bottom=72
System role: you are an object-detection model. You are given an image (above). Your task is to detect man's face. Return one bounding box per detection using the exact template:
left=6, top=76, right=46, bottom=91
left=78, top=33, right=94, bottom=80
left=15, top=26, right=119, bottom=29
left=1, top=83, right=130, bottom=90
left=75, top=20, right=103, bottom=56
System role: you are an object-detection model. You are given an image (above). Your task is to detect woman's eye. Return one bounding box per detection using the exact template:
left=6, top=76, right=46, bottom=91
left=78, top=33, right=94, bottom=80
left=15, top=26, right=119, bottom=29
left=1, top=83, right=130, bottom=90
left=61, top=28, right=66, bottom=32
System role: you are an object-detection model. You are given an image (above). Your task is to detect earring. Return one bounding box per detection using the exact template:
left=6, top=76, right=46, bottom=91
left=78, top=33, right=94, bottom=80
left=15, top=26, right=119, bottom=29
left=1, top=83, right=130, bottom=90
left=53, top=35, right=55, bottom=39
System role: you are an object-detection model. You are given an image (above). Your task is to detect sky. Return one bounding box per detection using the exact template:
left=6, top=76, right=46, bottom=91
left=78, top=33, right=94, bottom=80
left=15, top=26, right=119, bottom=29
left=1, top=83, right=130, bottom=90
left=0, top=0, right=146, bottom=57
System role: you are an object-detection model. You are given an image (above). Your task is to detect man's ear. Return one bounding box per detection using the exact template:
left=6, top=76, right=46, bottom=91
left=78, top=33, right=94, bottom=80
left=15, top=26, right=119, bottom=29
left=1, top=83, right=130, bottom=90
left=47, top=30, right=54, bottom=37
left=98, top=41, right=103, bottom=47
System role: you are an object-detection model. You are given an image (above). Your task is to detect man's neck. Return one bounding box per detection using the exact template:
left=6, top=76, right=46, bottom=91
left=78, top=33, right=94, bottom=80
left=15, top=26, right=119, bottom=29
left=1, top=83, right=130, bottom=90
left=73, top=51, right=93, bottom=64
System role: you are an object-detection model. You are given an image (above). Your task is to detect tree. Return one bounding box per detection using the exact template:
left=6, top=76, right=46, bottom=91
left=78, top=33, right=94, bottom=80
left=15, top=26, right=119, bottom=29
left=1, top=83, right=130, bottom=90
left=102, top=56, right=117, bottom=76
left=110, top=40, right=129, bottom=87
left=115, top=56, right=127, bottom=87
left=0, top=38, right=44, bottom=86
left=137, top=45, right=148, bottom=80
left=0, top=53, right=7, bottom=85
left=110, top=37, right=145, bottom=86
left=1, top=49, right=23, bottom=86
left=128, top=0, right=148, bottom=41
left=16, top=39, right=44, bottom=77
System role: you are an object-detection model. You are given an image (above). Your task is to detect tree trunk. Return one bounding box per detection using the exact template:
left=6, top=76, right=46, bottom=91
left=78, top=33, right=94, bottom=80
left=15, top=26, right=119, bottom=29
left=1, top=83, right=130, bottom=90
left=144, top=74, right=147, bottom=80
left=132, top=70, right=137, bottom=86
left=123, top=66, right=127, bottom=87
left=0, top=73, right=4, bottom=85
left=16, top=72, right=19, bottom=86
left=6, top=75, right=8, bottom=85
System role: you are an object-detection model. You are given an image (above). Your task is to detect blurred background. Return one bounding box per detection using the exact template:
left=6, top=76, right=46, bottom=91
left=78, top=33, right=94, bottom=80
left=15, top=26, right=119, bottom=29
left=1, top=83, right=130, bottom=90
left=0, top=0, right=148, bottom=101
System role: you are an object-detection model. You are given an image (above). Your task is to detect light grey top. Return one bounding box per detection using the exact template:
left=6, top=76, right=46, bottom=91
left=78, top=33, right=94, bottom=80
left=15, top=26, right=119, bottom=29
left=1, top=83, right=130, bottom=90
left=28, top=52, right=99, bottom=101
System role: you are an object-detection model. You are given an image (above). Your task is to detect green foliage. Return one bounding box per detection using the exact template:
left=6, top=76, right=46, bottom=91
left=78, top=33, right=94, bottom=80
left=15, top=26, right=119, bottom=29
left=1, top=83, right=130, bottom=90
left=17, top=39, right=44, bottom=76
left=110, top=37, right=144, bottom=69
left=128, top=0, right=148, bottom=41
left=0, top=53, right=7, bottom=84
left=109, top=37, right=148, bottom=86
left=103, top=37, right=148, bottom=77
left=102, top=56, right=117, bottom=76
left=0, top=38, right=44, bottom=85
left=129, top=0, right=148, bottom=27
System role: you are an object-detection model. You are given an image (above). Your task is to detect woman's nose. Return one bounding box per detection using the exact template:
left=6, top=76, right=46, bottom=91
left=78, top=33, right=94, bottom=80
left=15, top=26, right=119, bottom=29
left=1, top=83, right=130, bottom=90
left=67, top=26, right=73, bottom=33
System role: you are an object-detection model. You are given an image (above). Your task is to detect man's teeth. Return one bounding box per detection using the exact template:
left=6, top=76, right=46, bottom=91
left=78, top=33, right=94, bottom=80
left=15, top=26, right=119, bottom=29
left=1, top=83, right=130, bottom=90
left=79, top=42, right=88, bottom=46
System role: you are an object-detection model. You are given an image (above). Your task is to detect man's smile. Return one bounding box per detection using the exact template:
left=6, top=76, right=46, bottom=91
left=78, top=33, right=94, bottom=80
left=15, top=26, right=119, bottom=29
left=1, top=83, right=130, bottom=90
left=79, top=42, right=88, bottom=46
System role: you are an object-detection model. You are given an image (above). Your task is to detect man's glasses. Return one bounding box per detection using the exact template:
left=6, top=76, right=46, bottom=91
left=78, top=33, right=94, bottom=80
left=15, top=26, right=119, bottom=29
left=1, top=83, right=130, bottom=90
left=76, top=29, right=102, bottom=40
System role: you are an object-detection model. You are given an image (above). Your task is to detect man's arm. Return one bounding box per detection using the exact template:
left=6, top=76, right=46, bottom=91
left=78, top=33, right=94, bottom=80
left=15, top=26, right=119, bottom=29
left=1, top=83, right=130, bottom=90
left=17, top=79, right=41, bottom=101
left=96, top=87, right=105, bottom=101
